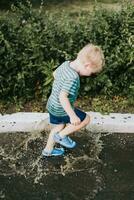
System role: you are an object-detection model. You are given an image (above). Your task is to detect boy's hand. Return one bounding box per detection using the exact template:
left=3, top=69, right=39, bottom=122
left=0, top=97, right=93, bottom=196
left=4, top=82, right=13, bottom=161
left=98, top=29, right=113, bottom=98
left=70, top=114, right=81, bottom=126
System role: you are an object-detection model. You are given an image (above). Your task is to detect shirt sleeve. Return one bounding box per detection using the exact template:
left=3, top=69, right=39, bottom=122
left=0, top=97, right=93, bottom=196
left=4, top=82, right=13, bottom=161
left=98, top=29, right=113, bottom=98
left=61, top=79, right=78, bottom=96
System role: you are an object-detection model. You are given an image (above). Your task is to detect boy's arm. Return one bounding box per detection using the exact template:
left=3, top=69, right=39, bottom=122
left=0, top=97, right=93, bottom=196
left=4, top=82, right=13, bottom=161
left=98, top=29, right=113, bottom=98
left=59, top=91, right=81, bottom=125
left=59, top=91, right=76, bottom=117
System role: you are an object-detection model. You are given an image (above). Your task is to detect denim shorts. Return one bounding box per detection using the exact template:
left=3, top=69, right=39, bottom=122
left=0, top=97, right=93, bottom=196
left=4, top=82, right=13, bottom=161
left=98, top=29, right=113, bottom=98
left=49, top=108, right=87, bottom=125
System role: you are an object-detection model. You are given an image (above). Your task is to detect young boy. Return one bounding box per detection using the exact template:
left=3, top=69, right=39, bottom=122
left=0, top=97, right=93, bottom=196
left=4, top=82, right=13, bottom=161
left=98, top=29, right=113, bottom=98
left=42, top=43, right=105, bottom=157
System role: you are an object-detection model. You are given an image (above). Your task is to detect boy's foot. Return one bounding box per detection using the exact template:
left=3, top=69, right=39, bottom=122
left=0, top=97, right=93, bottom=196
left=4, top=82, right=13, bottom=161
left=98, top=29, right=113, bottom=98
left=54, top=133, right=76, bottom=149
left=42, top=147, right=64, bottom=157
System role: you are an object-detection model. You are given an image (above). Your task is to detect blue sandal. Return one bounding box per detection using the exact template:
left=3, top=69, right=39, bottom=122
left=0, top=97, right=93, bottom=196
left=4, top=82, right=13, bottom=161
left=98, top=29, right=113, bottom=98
left=42, top=147, right=65, bottom=157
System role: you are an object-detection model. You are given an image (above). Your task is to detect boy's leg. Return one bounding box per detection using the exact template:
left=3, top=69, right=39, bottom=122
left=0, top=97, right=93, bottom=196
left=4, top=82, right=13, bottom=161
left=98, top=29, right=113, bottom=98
left=44, top=124, right=65, bottom=152
left=58, top=114, right=90, bottom=138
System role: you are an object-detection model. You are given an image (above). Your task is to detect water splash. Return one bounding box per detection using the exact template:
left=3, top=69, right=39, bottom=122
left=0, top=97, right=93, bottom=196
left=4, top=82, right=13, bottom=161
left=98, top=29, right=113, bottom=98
left=0, top=129, right=105, bottom=199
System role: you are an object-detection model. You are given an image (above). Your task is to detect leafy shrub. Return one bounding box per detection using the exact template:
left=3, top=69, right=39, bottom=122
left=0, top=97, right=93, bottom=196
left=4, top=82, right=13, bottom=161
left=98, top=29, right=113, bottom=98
left=80, top=2, right=134, bottom=97
left=0, top=1, right=133, bottom=103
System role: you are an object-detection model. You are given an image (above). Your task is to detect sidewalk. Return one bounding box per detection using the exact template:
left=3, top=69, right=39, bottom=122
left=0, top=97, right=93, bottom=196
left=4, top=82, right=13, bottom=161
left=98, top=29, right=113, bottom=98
left=0, top=112, right=134, bottom=133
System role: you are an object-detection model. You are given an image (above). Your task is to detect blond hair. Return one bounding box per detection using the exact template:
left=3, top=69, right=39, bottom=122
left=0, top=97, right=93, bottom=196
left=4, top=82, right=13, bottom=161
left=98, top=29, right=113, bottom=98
left=77, top=44, right=105, bottom=72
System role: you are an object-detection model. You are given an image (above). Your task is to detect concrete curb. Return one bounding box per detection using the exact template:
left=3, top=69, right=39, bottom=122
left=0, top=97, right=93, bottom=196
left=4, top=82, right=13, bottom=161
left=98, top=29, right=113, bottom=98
left=0, top=112, right=134, bottom=133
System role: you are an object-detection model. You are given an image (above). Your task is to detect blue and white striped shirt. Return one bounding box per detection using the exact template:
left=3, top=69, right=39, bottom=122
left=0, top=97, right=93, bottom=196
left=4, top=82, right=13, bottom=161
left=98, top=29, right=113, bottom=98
left=46, top=61, right=80, bottom=116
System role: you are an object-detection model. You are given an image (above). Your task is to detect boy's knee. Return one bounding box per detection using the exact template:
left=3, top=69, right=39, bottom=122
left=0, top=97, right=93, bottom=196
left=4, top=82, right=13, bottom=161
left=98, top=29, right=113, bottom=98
left=51, top=124, right=65, bottom=134
left=84, top=114, right=90, bottom=125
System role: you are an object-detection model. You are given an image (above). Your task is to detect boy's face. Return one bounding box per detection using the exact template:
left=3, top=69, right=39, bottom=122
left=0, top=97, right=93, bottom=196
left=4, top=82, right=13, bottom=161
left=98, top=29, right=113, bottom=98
left=78, top=61, right=100, bottom=76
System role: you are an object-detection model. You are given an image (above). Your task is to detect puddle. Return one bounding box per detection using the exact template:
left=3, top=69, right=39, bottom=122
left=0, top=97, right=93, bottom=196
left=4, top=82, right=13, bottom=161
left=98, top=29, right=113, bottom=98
left=0, top=130, right=134, bottom=199
left=0, top=130, right=104, bottom=200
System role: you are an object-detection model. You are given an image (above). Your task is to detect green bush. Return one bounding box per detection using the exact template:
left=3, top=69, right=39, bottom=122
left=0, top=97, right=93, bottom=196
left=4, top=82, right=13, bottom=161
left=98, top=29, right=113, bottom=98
left=0, top=1, right=133, bottom=103
left=80, top=2, right=134, bottom=97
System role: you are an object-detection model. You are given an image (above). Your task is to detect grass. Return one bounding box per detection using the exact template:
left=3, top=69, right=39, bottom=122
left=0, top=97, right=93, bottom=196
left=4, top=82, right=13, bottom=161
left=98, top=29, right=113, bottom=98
left=0, top=95, right=134, bottom=115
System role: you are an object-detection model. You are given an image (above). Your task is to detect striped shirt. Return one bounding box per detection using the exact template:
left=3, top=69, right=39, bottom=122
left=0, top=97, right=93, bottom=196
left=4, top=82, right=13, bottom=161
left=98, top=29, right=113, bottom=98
left=46, top=61, right=80, bottom=116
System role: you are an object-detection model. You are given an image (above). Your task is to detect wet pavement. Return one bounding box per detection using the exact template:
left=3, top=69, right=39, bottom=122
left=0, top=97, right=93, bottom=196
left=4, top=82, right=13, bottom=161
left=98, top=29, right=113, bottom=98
left=0, top=130, right=134, bottom=200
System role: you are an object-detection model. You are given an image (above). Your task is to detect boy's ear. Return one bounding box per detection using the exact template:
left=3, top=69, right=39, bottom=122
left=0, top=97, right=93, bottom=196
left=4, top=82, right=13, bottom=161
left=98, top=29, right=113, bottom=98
left=85, top=62, right=91, bottom=68
left=53, top=70, right=56, bottom=78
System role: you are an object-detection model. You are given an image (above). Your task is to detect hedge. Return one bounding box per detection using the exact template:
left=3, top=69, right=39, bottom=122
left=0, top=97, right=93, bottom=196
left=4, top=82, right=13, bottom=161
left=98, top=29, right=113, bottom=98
left=0, top=1, right=133, bottom=102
